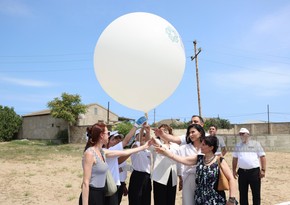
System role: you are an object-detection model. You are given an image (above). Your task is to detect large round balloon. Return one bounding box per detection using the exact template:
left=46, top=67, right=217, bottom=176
left=94, top=12, right=186, bottom=113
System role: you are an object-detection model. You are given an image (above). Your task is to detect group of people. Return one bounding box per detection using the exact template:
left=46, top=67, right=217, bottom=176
left=79, top=115, right=266, bottom=205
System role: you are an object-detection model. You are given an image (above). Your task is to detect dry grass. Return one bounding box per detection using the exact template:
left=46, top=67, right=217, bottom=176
left=0, top=140, right=290, bottom=205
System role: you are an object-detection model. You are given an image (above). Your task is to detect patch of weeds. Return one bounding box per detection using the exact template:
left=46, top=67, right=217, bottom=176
left=65, top=183, right=72, bottom=188
left=0, top=141, right=83, bottom=161
left=67, top=196, right=76, bottom=201
left=61, top=167, right=69, bottom=172
left=25, top=173, right=36, bottom=177
left=24, top=191, right=31, bottom=197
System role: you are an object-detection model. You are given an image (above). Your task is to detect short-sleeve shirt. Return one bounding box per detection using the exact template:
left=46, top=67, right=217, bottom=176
left=105, top=142, right=123, bottom=186
left=179, top=134, right=187, bottom=145
left=119, top=161, right=128, bottom=182
left=131, top=141, right=151, bottom=174
left=232, top=140, right=265, bottom=169
left=215, top=136, right=226, bottom=155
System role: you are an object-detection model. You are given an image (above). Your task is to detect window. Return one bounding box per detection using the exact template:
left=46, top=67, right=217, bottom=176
left=94, top=108, right=98, bottom=115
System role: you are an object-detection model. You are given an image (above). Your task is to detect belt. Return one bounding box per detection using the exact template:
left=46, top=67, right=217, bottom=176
left=239, top=167, right=259, bottom=172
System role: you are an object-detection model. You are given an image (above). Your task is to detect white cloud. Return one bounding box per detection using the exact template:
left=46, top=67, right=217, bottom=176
left=253, top=6, right=290, bottom=35
left=0, top=76, right=55, bottom=87
left=242, top=4, right=290, bottom=50
left=0, top=0, right=32, bottom=17
left=211, top=66, right=290, bottom=97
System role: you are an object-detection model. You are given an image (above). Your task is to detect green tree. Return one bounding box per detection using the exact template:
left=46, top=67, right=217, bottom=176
left=47, top=92, right=87, bottom=143
left=112, top=121, right=133, bottom=136
left=0, top=105, right=22, bottom=141
left=204, top=117, right=232, bottom=131
left=170, top=121, right=190, bottom=129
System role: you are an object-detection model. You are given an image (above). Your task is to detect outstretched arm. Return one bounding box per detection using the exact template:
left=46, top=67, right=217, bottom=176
left=155, top=146, right=197, bottom=166
left=122, top=116, right=147, bottom=147
left=154, top=128, right=182, bottom=144
left=105, top=141, right=150, bottom=158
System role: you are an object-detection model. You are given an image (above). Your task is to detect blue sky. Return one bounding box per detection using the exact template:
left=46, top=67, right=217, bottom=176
left=1, top=0, right=290, bottom=124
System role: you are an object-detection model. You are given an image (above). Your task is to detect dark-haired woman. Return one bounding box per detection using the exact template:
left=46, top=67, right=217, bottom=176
left=156, top=136, right=238, bottom=205
left=80, top=122, right=149, bottom=205
left=177, top=124, right=205, bottom=205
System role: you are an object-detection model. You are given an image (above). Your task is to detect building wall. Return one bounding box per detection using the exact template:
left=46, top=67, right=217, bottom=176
left=172, top=123, right=290, bottom=152
left=220, top=122, right=290, bottom=136
left=77, top=104, right=118, bottom=126
left=18, top=104, right=118, bottom=142
left=19, top=115, right=68, bottom=141
left=70, top=126, right=87, bottom=144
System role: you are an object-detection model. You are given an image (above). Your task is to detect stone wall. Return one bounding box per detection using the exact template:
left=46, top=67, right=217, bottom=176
left=69, top=122, right=290, bottom=152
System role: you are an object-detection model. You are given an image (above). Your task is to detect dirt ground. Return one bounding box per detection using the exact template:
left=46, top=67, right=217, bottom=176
left=0, top=145, right=290, bottom=205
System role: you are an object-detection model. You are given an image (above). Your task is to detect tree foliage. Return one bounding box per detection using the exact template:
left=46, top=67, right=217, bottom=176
left=170, top=121, right=191, bottom=129
left=47, top=92, right=87, bottom=125
left=112, top=121, right=133, bottom=136
left=0, top=105, right=22, bottom=141
left=204, top=117, right=232, bottom=131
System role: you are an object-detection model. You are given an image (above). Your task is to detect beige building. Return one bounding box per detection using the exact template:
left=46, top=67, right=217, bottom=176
left=77, top=103, right=118, bottom=126
left=18, top=103, right=119, bottom=142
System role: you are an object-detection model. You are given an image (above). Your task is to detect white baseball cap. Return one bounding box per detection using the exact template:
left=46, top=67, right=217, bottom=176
left=239, top=128, right=250, bottom=134
left=135, top=129, right=141, bottom=135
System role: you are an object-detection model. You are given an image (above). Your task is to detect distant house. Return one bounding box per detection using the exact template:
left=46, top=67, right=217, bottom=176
left=155, top=118, right=184, bottom=127
left=18, top=103, right=119, bottom=142
left=77, top=103, right=119, bottom=126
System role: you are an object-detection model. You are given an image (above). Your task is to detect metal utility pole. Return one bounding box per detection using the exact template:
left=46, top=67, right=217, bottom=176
left=154, top=109, right=156, bottom=124
left=107, top=101, right=110, bottom=124
left=267, top=104, right=270, bottom=134
left=191, top=40, right=202, bottom=116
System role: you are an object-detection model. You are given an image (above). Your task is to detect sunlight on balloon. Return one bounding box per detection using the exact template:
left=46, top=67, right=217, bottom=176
left=94, top=12, right=186, bottom=112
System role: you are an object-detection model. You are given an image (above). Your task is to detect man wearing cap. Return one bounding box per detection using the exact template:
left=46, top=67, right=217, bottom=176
left=105, top=116, right=147, bottom=205
left=232, top=128, right=267, bottom=205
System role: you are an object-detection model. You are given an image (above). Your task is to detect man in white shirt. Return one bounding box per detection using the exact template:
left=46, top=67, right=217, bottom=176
left=232, top=128, right=266, bottom=205
left=105, top=116, right=147, bottom=205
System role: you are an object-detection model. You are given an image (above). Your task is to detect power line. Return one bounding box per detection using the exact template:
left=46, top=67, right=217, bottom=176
left=200, top=58, right=290, bottom=76
left=0, top=52, right=92, bottom=58
left=0, top=59, right=90, bottom=64
left=0, top=67, right=91, bottom=73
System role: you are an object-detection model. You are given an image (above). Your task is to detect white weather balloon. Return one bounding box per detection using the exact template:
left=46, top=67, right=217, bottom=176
left=94, top=12, right=186, bottom=113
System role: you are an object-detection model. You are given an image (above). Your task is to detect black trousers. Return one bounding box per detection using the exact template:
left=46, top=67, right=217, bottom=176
left=118, top=182, right=126, bottom=204
left=153, top=171, right=176, bottom=205
left=105, top=185, right=119, bottom=205
left=128, top=170, right=152, bottom=205
left=79, top=186, right=105, bottom=205
left=238, top=167, right=261, bottom=205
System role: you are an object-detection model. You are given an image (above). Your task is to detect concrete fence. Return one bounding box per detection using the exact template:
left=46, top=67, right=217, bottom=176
left=70, top=123, right=290, bottom=152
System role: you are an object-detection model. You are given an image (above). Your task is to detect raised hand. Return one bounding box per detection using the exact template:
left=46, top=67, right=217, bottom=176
left=134, top=116, right=147, bottom=128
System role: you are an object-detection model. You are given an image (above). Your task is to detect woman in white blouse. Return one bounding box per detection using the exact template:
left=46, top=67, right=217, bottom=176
left=151, top=124, right=179, bottom=205
left=177, top=124, right=205, bottom=205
